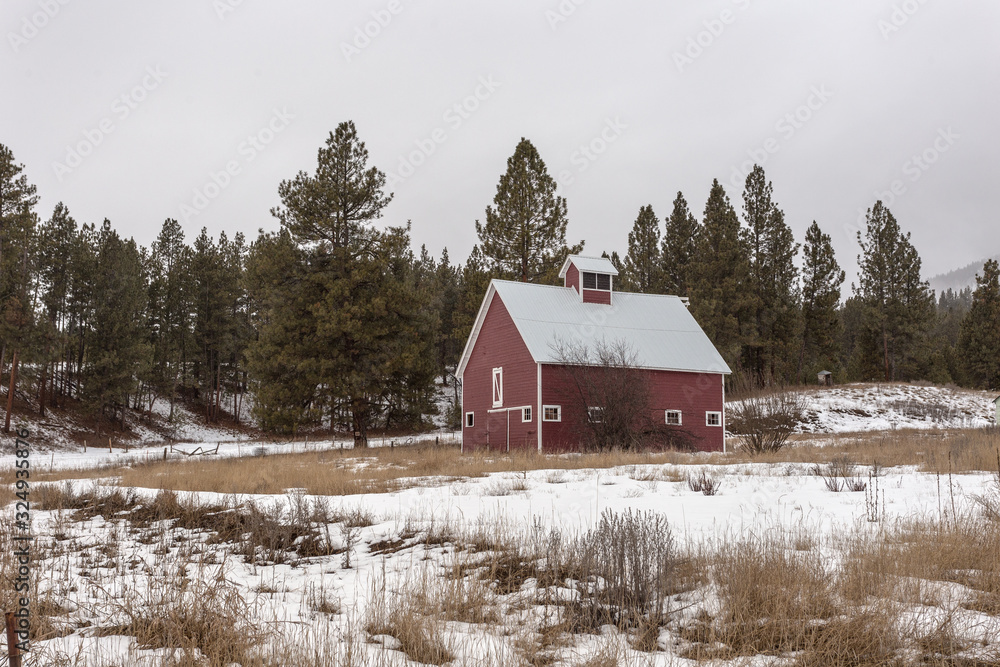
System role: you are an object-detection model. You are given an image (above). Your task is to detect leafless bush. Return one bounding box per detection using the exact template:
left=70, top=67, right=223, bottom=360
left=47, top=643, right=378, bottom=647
left=687, top=470, right=721, bottom=496
left=572, top=509, right=678, bottom=629
left=552, top=339, right=695, bottom=452
left=728, top=377, right=806, bottom=455
left=812, top=456, right=867, bottom=493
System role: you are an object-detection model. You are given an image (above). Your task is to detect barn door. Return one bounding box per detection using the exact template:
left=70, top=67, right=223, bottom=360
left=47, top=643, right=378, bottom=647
left=487, top=411, right=508, bottom=451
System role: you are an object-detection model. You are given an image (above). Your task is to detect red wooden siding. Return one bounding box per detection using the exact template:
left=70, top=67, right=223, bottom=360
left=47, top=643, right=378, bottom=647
left=565, top=263, right=580, bottom=294
left=462, top=293, right=538, bottom=452
left=582, top=289, right=612, bottom=305
left=540, top=365, right=724, bottom=452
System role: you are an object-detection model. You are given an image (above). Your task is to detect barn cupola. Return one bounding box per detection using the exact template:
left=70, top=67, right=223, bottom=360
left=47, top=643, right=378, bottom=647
left=558, top=255, right=618, bottom=305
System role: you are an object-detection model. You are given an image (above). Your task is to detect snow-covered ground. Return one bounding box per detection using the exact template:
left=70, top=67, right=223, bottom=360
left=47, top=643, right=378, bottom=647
left=7, top=381, right=1000, bottom=665
left=21, top=455, right=1000, bottom=665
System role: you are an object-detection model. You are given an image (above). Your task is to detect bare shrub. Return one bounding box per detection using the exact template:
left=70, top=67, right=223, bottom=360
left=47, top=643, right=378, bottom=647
left=686, top=470, right=721, bottom=496
left=728, top=376, right=806, bottom=455
left=551, top=339, right=696, bottom=452
left=570, top=509, right=678, bottom=630
left=813, top=456, right=867, bottom=493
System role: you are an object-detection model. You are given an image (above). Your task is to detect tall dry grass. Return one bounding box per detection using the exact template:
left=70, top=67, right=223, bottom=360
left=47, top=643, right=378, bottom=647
left=6, top=430, right=998, bottom=498
left=7, top=443, right=690, bottom=495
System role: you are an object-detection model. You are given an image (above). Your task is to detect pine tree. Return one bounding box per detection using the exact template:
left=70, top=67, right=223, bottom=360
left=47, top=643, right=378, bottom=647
left=475, top=138, right=582, bottom=283
left=435, top=248, right=461, bottom=381
left=661, top=191, right=700, bottom=297
left=80, top=222, right=151, bottom=429
left=799, top=221, right=845, bottom=382
left=256, top=121, right=435, bottom=445
left=245, top=229, right=322, bottom=432
left=453, top=245, right=492, bottom=353
left=621, top=205, right=661, bottom=293
left=191, top=228, right=237, bottom=422
left=148, top=218, right=193, bottom=419
left=853, top=201, right=934, bottom=381
left=0, top=144, right=39, bottom=432
left=689, top=179, right=751, bottom=368
left=932, top=288, right=973, bottom=385
left=959, top=260, right=1000, bottom=388
left=740, top=165, right=800, bottom=383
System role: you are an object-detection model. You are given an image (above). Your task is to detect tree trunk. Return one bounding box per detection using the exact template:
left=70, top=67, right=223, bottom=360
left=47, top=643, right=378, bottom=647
left=4, top=350, right=19, bottom=434
left=352, top=397, right=369, bottom=448
left=882, top=327, right=890, bottom=382
left=38, top=360, right=48, bottom=418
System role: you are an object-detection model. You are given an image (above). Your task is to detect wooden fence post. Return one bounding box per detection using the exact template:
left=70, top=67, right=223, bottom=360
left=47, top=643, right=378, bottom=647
left=5, top=611, right=22, bottom=667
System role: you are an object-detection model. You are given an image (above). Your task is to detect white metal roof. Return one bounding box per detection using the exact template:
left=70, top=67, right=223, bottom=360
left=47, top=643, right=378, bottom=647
left=457, top=280, right=732, bottom=378
left=558, top=254, right=619, bottom=278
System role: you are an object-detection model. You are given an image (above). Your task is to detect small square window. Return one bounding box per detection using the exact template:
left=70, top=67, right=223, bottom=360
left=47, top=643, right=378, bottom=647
left=543, top=405, right=561, bottom=422
left=582, top=272, right=597, bottom=289
left=465, top=412, right=475, bottom=428
left=596, top=273, right=611, bottom=291
left=588, top=407, right=604, bottom=422
left=666, top=410, right=682, bottom=425
left=706, top=411, right=722, bottom=427
left=522, top=407, right=532, bottom=422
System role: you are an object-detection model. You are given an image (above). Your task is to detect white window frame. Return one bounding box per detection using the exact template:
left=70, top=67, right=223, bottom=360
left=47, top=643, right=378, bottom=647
left=542, top=405, right=561, bottom=422
left=582, top=272, right=612, bottom=291
left=706, top=411, right=722, bottom=427
left=522, top=407, right=532, bottom=422
left=465, top=412, right=474, bottom=428
left=492, top=367, right=503, bottom=408
left=588, top=406, right=604, bottom=423
left=665, top=410, right=682, bottom=426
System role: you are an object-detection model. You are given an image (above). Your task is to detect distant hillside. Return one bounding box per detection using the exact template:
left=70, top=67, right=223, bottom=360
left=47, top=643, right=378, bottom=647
left=928, top=255, right=1000, bottom=295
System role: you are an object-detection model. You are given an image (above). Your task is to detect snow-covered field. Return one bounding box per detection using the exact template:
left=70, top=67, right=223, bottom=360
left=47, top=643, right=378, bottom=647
left=15, top=451, right=1000, bottom=665
left=5, top=382, right=1000, bottom=665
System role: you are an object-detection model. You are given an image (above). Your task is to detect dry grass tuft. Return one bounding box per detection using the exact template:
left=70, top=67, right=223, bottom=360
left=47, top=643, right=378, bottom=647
left=365, top=577, right=454, bottom=665
left=98, top=570, right=268, bottom=667
left=709, top=537, right=839, bottom=656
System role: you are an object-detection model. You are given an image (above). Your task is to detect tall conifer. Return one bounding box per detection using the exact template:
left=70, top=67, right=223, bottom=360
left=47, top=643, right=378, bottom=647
left=661, top=191, right=700, bottom=297
left=475, top=138, right=582, bottom=283
left=621, top=205, right=661, bottom=293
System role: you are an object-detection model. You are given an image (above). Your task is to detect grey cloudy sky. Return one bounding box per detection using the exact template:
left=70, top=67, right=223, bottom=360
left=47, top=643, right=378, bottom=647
left=4, top=0, right=999, bottom=286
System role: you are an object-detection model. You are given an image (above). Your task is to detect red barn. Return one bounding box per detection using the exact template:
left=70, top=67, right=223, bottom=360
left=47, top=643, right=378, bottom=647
left=457, top=255, right=732, bottom=453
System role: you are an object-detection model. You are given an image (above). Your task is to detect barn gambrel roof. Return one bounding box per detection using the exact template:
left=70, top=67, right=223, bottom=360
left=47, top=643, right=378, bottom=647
left=457, top=280, right=732, bottom=379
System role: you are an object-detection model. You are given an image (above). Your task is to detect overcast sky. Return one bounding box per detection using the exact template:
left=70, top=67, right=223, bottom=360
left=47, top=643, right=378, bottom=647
left=4, top=0, right=998, bottom=286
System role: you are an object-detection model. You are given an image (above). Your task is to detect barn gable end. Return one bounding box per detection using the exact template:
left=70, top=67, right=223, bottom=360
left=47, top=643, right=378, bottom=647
left=459, top=290, right=539, bottom=452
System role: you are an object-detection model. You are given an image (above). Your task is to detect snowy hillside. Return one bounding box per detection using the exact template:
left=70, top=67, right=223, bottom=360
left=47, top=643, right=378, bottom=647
left=792, top=383, right=997, bottom=433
